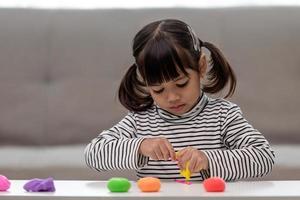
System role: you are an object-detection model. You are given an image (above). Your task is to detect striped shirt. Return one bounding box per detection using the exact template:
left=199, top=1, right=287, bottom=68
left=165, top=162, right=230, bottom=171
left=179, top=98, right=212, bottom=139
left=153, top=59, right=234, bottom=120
left=85, top=93, right=275, bottom=181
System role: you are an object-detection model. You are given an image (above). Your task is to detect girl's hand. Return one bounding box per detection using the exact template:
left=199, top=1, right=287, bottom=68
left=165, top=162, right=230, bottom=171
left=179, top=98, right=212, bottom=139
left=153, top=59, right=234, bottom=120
left=177, top=146, right=209, bottom=173
left=139, top=137, right=176, bottom=161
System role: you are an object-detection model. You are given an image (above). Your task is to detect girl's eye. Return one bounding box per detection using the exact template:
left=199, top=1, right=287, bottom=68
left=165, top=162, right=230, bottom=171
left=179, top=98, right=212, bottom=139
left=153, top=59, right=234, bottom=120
left=152, top=88, right=164, bottom=94
left=176, top=81, right=189, bottom=88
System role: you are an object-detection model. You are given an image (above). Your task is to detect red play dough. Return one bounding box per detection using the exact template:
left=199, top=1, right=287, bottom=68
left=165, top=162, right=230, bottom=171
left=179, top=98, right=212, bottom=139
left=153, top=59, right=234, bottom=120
left=203, top=177, right=225, bottom=192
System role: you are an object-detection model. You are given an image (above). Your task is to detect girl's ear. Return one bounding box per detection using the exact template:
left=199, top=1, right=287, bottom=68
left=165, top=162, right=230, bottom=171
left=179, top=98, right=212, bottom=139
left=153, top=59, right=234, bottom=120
left=198, top=53, right=207, bottom=78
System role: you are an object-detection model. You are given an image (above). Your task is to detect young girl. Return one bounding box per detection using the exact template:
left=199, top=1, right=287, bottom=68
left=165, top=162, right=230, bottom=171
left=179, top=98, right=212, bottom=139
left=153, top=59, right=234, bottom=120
left=85, top=19, right=275, bottom=181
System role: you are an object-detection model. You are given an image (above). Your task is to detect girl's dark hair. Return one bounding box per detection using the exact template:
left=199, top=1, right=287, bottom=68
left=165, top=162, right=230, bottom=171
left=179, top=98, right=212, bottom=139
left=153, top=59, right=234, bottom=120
left=119, top=19, right=236, bottom=112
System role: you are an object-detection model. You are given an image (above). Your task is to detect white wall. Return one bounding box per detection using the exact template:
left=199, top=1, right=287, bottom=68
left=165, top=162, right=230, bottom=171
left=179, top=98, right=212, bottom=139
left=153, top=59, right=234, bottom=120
left=1, top=0, right=300, bottom=9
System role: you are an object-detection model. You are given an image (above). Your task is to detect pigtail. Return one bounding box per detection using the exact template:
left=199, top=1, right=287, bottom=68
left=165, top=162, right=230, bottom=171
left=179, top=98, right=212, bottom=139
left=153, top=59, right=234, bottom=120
left=118, top=64, right=153, bottom=112
left=201, top=41, right=236, bottom=98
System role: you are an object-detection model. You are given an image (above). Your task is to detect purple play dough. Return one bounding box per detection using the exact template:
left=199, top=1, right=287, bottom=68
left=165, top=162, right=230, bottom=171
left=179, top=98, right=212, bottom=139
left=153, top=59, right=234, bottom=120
left=23, top=177, right=55, bottom=192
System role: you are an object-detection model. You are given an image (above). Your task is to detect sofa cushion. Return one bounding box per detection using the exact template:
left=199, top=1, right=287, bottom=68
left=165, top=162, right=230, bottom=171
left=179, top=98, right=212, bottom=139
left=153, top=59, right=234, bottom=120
left=0, top=8, right=300, bottom=145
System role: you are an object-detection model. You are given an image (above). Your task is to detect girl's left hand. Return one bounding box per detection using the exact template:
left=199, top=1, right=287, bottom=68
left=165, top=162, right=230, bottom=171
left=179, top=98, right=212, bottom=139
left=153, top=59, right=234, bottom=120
left=177, top=146, right=209, bottom=173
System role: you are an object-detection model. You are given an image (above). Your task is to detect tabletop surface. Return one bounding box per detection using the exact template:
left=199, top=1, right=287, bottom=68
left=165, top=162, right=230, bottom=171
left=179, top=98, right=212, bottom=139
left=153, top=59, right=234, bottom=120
left=1, top=180, right=300, bottom=199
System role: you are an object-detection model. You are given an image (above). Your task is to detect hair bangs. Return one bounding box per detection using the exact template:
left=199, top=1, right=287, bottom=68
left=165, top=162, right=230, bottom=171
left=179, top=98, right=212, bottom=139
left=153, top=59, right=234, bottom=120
left=141, top=38, right=189, bottom=86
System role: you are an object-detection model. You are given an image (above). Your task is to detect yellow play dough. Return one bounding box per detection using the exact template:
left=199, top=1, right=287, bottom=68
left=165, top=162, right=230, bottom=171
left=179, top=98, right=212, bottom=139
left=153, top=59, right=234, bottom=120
left=176, top=152, right=191, bottom=181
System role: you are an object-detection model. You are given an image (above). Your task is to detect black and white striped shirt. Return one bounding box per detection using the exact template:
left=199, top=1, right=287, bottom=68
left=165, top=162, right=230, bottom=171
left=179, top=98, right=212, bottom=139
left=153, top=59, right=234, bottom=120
left=85, top=93, right=275, bottom=181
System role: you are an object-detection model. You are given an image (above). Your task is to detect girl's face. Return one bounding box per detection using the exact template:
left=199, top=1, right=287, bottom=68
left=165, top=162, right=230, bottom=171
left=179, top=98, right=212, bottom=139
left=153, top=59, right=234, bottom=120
left=148, top=55, right=206, bottom=115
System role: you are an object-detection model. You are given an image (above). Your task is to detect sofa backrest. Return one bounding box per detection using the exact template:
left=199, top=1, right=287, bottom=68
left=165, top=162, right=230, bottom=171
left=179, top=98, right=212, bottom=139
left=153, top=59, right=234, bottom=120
left=0, top=7, right=299, bottom=145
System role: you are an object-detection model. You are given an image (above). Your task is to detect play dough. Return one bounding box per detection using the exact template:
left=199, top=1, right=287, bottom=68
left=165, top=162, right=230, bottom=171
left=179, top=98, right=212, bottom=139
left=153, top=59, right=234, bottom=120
left=203, top=177, right=225, bottom=192
left=23, top=177, right=55, bottom=192
left=0, top=175, right=11, bottom=191
left=107, top=177, right=131, bottom=192
left=179, top=161, right=191, bottom=181
left=176, top=152, right=191, bottom=181
left=137, top=177, right=161, bottom=192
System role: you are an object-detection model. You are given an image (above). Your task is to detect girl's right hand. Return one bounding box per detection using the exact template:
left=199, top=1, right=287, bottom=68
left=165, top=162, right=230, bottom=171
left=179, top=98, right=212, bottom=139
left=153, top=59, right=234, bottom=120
left=139, top=137, right=176, bottom=161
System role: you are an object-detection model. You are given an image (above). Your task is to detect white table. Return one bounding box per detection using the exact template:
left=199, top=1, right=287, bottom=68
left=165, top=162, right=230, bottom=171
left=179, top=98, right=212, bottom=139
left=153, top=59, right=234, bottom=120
left=0, top=180, right=300, bottom=200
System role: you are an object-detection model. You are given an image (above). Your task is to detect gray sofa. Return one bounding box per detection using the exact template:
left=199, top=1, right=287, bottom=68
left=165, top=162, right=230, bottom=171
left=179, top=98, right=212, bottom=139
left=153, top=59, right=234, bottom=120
left=1, top=7, right=300, bottom=180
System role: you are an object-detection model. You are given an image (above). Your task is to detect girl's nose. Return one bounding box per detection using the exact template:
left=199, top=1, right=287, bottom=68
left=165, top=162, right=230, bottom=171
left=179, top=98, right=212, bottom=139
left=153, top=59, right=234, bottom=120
left=167, top=91, right=180, bottom=103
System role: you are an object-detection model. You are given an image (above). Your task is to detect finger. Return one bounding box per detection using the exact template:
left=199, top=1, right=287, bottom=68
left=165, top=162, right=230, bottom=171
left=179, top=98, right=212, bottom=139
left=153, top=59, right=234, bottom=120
left=159, top=144, right=170, bottom=160
left=193, top=156, right=205, bottom=172
left=189, top=157, right=198, bottom=173
left=164, top=140, right=176, bottom=161
left=154, top=147, right=164, bottom=160
left=177, top=147, right=193, bottom=169
left=191, top=152, right=203, bottom=172
left=195, top=159, right=204, bottom=172
left=177, top=148, right=188, bottom=158
left=176, top=151, right=185, bottom=163
left=177, top=158, right=185, bottom=170
left=190, top=151, right=200, bottom=172
left=180, top=152, right=192, bottom=168
left=149, top=152, right=158, bottom=160
left=178, top=162, right=183, bottom=170
left=176, top=153, right=184, bottom=169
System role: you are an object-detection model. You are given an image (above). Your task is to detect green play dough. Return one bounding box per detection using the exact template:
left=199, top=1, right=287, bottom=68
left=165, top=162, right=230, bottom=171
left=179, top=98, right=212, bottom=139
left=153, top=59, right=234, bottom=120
left=107, top=177, right=131, bottom=192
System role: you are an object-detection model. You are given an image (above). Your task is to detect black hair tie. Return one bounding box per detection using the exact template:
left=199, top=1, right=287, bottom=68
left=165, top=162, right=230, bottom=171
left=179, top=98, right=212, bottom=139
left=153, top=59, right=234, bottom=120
left=199, top=39, right=204, bottom=47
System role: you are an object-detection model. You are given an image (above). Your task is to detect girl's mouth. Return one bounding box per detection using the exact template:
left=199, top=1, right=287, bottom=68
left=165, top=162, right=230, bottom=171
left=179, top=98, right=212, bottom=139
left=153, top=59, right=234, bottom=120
left=170, top=104, right=185, bottom=111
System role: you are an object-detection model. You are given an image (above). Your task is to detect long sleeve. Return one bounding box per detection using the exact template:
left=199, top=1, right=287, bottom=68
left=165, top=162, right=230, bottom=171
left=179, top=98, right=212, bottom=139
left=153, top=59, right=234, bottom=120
left=203, top=103, right=275, bottom=181
left=84, top=112, right=148, bottom=172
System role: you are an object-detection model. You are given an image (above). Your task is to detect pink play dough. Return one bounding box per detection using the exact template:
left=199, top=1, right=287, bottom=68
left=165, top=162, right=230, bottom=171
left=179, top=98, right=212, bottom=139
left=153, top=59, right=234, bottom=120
left=0, top=175, right=11, bottom=191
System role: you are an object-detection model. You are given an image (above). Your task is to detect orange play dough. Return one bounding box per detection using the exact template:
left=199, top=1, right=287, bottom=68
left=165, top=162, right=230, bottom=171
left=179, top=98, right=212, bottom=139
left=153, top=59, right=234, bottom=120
left=137, top=177, right=161, bottom=192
